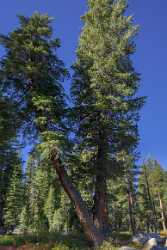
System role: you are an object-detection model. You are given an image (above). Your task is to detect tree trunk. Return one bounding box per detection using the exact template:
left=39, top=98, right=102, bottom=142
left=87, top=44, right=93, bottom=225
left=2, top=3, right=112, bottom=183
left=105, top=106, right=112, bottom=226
left=126, top=175, right=136, bottom=235
left=127, top=188, right=136, bottom=234
left=144, top=166, right=158, bottom=231
left=93, top=174, right=109, bottom=235
left=158, top=193, right=167, bottom=231
left=92, top=135, right=109, bottom=235
left=52, top=157, right=105, bottom=247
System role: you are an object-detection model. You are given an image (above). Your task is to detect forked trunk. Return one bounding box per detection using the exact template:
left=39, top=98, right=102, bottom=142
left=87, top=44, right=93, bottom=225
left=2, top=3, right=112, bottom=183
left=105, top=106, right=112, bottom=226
left=52, top=157, right=105, bottom=247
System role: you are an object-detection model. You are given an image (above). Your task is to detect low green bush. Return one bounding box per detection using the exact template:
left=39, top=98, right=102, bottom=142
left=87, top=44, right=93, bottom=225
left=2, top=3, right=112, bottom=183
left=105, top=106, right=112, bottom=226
left=0, top=235, right=25, bottom=247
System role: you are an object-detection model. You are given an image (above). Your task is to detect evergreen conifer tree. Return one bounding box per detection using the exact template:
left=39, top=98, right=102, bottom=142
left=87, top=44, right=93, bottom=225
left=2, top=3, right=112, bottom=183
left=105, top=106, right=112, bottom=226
left=71, top=0, right=144, bottom=237
left=3, top=161, right=23, bottom=229
left=0, top=94, right=19, bottom=227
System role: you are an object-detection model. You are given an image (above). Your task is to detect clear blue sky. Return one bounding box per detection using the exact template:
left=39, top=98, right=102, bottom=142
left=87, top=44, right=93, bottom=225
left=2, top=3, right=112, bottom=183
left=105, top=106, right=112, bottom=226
left=0, top=1, right=167, bottom=168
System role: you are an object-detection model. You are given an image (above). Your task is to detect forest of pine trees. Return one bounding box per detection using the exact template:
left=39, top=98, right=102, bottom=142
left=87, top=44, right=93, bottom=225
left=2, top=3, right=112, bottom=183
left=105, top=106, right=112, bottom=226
left=0, top=0, right=167, bottom=248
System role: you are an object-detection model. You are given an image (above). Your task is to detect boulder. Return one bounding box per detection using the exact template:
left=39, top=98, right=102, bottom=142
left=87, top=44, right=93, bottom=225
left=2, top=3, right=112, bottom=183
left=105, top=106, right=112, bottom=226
left=13, top=228, right=22, bottom=235
left=132, top=233, right=165, bottom=246
left=132, top=233, right=150, bottom=245
left=142, top=238, right=157, bottom=250
left=165, top=239, right=167, bottom=247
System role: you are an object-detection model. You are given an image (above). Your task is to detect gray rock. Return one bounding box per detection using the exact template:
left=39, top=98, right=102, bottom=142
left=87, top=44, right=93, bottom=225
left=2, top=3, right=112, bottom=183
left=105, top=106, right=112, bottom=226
left=132, top=233, right=165, bottom=246
left=148, top=234, right=165, bottom=245
left=165, top=239, right=167, bottom=247
left=142, top=238, right=157, bottom=250
left=132, top=233, right=149, bottom=245
left=12, top=228, right=22, bottom=235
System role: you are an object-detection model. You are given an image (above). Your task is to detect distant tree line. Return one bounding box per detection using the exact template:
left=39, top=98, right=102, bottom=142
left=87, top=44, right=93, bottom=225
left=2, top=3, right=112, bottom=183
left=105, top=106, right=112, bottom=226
left=2, top=155, right=167, bottom=236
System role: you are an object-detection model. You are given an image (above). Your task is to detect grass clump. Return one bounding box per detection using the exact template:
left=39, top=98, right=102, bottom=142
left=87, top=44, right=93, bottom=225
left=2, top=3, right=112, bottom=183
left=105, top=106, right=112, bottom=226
left=97, top=241, right=119, bottom=250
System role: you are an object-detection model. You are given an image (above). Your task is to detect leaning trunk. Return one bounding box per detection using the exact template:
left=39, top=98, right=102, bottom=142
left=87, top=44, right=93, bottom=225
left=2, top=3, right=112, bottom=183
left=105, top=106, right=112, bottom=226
left=52, top=157, right=105, bottom=247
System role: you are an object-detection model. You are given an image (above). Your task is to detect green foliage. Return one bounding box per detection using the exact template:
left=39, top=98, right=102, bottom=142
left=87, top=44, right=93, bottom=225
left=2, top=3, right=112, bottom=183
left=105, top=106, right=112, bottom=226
left=44, top=186, right=58, bottom=232
left=0, top=95, right=17, bottom=147
left=28, top=168, right=49, bottom=233
left=108, top=178, right=129, bottom=230
left=0, top=12, right=68, bottom=229
left=51, top=192, right=71, bottom=233
left=0, top=235, right=25, bottom=247
left=19, top=206, right=29, bottom=233
left=0, top=12, right=67, bottom=139
left=138, top=158, right=167, bottom=231
left=3, top=161, right=23, bottom=228
left=19, top=148, right=73, bottom=234
left=20, top=154, right=52, bottom=233
left=0, top=12, right=71, bottom=235
left=71, top=0, right=145, bottom=184
left=0, top=93, right=20, bottom=226
left=0, top=233, right=89, bottom=249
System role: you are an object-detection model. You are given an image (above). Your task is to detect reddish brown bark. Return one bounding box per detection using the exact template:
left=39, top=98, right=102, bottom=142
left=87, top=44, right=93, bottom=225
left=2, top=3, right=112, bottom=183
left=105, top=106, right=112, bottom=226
left=92, top=135, right=109, bottom=235
left=93, top=174, right=109, bottom=234
left=52, top=157, right=105, bottom=247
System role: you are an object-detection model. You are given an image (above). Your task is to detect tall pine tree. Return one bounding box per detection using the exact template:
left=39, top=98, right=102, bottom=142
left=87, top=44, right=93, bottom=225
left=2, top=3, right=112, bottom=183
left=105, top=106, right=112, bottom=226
left=71, top=0, right=144, bottom=238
